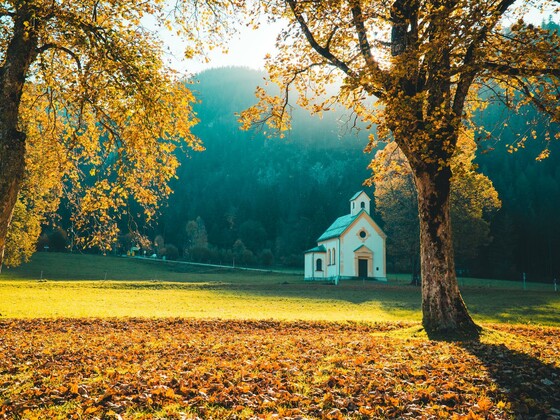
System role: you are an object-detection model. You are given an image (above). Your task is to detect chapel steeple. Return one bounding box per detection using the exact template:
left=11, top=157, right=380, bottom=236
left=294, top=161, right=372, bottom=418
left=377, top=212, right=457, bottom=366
left=350, top=191, right=371, bottom=216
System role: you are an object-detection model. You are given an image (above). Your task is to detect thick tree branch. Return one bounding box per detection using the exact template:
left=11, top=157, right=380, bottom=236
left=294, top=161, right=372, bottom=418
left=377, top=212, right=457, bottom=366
left=390, top=0, right=418, bottom=56
left=286, top=0, right=384, bottom=98
left=348, top=0, right=385, bottom=80
left=286, top=0, right=354, bottom=76
left=452, top=0, right=517, bottom=118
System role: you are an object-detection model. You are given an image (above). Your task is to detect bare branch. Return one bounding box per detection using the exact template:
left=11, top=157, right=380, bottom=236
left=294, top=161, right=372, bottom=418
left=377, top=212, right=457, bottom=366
left=325, top=26, right=339, bottom=50
left=514, top=76, right=559, bottom=120
left=92, top=0, right=100, bottom=22
left=483, top=61, right=560, bottom=78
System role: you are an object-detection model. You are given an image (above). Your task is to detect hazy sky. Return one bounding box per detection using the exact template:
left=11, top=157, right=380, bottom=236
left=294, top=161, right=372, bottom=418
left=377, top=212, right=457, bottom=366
left=162, top=5, right=557, bottom=76
left=161, top=21, right=283, bottom=76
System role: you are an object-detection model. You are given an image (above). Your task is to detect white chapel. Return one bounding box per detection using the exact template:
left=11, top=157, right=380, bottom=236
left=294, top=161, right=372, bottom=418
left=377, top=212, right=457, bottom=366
left=304, top=191, right=387, bottom=283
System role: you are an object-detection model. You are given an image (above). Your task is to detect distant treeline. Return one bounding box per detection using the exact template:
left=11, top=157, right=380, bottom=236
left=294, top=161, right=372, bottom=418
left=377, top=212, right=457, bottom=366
left=44, top=57, right=560, bottom=282
left=161, top=65, right=559, bottom=282
left=159, top=67, right=373, bottom=268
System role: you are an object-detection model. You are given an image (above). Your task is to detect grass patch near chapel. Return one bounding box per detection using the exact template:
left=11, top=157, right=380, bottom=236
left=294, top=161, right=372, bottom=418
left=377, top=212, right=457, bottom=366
left=1, top=252, right=559, bottom=325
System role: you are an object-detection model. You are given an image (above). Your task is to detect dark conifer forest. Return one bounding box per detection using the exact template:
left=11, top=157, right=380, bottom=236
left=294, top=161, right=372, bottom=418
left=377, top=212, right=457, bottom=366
left=475, top=98, right=560, bottom=282
left=157, top=67, right=373, bottom=268
left=41, top=64, right=559, bottom=283
left=141, top=66, right=557, bottom=282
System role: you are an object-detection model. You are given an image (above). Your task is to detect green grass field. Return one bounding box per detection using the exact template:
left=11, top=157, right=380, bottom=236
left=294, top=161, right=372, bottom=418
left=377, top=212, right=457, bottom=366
left=1, top=252, right=559, bottom=325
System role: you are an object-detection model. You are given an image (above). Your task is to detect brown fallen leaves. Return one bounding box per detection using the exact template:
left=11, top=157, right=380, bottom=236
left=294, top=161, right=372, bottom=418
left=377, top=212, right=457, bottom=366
left=0, top=319, right=558, bottom=419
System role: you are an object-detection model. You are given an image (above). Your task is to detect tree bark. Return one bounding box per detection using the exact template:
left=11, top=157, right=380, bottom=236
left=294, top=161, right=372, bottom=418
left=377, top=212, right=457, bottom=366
left=413, top=165, right=480, bottom=337
left=0, top=6, right=39, bottom=272
left=0, top=127, right=25, bottom=273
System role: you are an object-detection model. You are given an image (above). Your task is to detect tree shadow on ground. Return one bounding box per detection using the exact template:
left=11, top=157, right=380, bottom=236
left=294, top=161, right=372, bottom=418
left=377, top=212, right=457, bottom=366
left=217, top=280, right=422, bottom=305
left=459, top=338, right=560, bottom=418
left=223, top=282, right=558, bottom=324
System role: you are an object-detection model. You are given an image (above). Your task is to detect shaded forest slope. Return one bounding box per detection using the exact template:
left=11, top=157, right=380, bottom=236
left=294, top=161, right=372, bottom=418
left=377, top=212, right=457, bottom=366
left=153, top=67, right=559, bottom=281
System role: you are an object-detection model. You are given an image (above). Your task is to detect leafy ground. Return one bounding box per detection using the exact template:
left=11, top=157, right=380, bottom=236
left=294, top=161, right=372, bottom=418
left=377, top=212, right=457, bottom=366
left=1, top=254, right=559, bottom=418
left=0, top=319, right=559, bottom=419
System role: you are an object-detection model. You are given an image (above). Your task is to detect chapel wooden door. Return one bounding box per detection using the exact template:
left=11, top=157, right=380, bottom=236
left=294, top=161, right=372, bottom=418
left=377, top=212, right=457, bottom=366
left=358, top=259, right=368, bottom=278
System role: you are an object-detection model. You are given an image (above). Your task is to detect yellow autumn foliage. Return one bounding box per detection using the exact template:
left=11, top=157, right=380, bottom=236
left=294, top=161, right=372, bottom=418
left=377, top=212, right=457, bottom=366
left=372, top=130, right=501, bottom=269
left=239, top=0, right=558, bottom=332
left=2, top=0, right=245, bottom=265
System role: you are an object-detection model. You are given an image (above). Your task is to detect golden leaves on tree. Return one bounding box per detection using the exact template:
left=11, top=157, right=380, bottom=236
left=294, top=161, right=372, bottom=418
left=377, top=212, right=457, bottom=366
left=3, top=0, right=246, bottom=262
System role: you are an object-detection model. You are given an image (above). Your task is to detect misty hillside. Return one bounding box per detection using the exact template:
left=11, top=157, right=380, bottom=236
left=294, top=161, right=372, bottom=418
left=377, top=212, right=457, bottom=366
left=32, top=65, right=552, bottom=281
left=158, top=67, right=375, bottom=267
left=154, top=67, right=560, bottom=280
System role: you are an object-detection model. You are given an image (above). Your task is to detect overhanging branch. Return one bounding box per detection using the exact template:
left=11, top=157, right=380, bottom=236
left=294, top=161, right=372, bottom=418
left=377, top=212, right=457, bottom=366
left=36, top=43, right=83, bottom=71
left=514, top=76, right=560, bottom=121
left=348, top=0, right=385, bottom=79
left=453, top=0, right=527, bottom=118
left=483, top=61, right=560, bottom=78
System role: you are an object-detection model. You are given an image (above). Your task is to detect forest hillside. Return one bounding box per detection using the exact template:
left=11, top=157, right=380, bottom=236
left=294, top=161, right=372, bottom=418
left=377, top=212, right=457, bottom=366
left=33, top=65, right=560, bottom=282
left=152, top=66, right=560, bottom=282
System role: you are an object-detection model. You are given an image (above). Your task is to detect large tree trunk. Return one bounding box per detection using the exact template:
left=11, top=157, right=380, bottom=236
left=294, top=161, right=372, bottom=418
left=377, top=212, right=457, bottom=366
left=413, top=165, right=480, bottom=337
left=0, top=7, right=39, bottom=272
left=0, top=127, right=25, bottom=273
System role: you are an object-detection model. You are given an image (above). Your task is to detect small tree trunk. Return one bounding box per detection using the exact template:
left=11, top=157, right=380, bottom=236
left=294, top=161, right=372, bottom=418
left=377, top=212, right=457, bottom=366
left=414, top=166, right=480, bottom=336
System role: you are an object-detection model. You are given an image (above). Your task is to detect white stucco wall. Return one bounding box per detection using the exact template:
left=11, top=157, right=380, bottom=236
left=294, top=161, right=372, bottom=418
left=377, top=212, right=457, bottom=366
left=322, top=239, right=339, bottom=279
left=305, top=206, right=386, bottom=282
left=350, top=191, right=371, bottom=216
left=317, top=213, right=386, bottom=281
left=304, top=252, right=326, bottom=279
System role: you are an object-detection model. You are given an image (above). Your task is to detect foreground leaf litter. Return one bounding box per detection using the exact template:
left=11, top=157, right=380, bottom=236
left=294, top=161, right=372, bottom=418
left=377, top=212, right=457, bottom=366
left=0, top=319, right=558, bottom=419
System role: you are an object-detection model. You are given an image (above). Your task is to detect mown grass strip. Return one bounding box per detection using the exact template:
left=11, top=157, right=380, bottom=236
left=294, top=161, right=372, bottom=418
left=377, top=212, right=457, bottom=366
left=1, top=279, right=559, bottom=326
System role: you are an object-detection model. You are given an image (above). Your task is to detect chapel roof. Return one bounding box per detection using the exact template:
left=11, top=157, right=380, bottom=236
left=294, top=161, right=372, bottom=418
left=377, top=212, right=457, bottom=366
left=349, top=190, right=367, bottom=201
left=304, top=244, right=327, bottom=253
left=317, top=212, right=360, bottom=242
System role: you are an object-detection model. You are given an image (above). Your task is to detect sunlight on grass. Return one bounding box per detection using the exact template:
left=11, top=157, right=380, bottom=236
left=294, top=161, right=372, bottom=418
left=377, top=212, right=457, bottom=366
left=1, top=256, right=559, bottom=419
left=0, top=280, right=420, bottom=322
left=1, top=253, right=559, bottom=325
left=1, top=278, right=559, bottom=326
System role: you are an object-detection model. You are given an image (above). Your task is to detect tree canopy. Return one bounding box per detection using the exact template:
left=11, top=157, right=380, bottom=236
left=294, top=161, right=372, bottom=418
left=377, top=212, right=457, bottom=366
left=241, top=0, right=560, bottom=335
left=0, top=0, right=243, bottom=270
